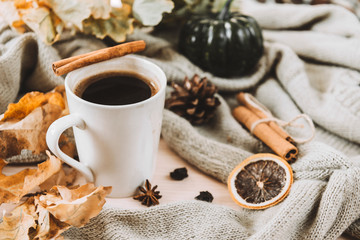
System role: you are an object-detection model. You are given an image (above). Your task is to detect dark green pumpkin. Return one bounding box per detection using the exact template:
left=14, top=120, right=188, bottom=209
left=178, top=0, right=263, bottom=77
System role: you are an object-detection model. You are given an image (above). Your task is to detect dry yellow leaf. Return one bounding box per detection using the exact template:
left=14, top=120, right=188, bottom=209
left=39, top=167, right=78, bottom=192
left=23, top=6, right=62, bottom=44
left=34, top=202, right=71, bottom=240
left=14, top=0, right=33, bottom=9
left=0, top=151, right=62, bottom=204
left=22, top=152, right=63, bottom=194
left=0, top=104, right=63, bottom=159
left=12, top=19, right=27, bottom=33
left=1, top=86, right=66, bottom=122
left=82, top=3, right=134, bottom=43
left=0, top=159, right=36, bottom=204
left=45, top=0, right=112, bottom=30
left=39, top=183, right=112, bottom=227
left=0, top=197, right=38, bottom=239
left=132, top=0, right=174, bottom=26
left=0, top=83, right=109, bottom=238
left=2, top=91, right=46, bottom=121
left=0, top=0, right=173, bottom=45
left=0, top=85, right=75, bottom=160
left=0, top=184, right=111, bottom=239
left=0, top=1, right=25, bottom=33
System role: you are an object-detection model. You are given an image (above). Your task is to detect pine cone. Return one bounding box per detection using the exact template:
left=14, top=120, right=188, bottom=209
left=165, top=75, right=220, bottom=125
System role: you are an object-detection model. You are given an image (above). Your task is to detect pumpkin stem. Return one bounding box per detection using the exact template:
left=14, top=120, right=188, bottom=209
left=218, top=0, right=233, bottom=20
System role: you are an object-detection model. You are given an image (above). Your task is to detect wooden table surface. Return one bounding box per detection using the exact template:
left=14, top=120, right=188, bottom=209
left=106, top=138, right=238, bottom=210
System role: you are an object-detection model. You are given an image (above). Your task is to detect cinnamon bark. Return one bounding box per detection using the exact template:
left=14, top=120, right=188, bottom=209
left=52, top=40, right=146, bottom=76
left=233, top=106, right=298, bottom=161
left=237, top=92, right=295, bottom=144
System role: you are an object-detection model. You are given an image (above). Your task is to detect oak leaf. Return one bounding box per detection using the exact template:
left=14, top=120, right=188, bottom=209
left=82, top=3, right=134, bottom=43
left=21, top=6, right=62, bottom=44
left=39, top=183, right=112, bottom=227
left=0, top=0, right=173, bottom=44
left=0, top=197, right=38, bottom=240
left=34, top=201, right=71, bottom=240
left=44, top=0, right=112, bottom=30
left=0, top=85, right=76, bottom=160
left=0, top=1, right=27, bottom=33
left=39, top=167, right=78, bottom=192
left=0, top=184, right=111, bottom=239
left=0, top=151, right=62, bottom=204
left=0, top=106, right=61, bottom=159
left=1, top=85, right=66, bottom=122
left=132, top=0, right=174, bottom=26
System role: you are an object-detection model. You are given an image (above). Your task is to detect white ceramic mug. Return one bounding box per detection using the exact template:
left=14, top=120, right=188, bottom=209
left=46, top=55, right=166, bottom=197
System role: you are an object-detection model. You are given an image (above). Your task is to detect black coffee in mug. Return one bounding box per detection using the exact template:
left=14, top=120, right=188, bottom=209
left=74, top=71, right=158, bottom=105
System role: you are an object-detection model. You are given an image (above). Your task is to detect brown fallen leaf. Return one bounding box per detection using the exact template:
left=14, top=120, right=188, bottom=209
left=0, top=85, right=76, bottom=160
left=34, top=202, right=71, bottom=240
left=39, top=183, right=112, bottom=227
left=0, top=184, right=111, bottom=239
left=0, top=196, right=38, bottom=239
left=0, top=151, right=63, bottom=204
left=0, top=159, right=36, bottom=204
left=22, top=152, right=63, bottom=195
left=1, top=85, right=66, bottom=122
left=39, top=167, right=78, bottom=192
left=0, top=105, right=60, bottom=159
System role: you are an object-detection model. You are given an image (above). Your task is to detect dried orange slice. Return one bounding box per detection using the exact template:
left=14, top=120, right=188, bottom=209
left=228, top=153, right=293, bottom=210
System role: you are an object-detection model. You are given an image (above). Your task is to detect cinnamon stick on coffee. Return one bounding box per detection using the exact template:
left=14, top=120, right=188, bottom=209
left=233, top=106, right=298, bottom=162
left=52, top=40, right=146, bottom=76
left=236, top=92, right=295, bottom=144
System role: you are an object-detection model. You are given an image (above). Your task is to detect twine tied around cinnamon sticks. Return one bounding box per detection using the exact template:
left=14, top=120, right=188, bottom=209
left=233, top=92, right=315, bottom=162
left=52, top=40, right=146, bottom=76
left=250, top=114, right=315, bottom=144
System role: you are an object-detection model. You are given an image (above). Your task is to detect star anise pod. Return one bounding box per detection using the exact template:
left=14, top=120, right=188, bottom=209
left=165, top=74, right=221, bottom=125
left=133, top=179, right=162, bottom=207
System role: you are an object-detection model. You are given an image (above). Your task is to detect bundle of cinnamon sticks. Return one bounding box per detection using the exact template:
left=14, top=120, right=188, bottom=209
left=233, top=92, right=298, bottom=162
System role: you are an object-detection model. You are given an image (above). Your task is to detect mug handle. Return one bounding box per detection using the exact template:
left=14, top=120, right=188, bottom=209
left=46, top=114, right=94, bottom=182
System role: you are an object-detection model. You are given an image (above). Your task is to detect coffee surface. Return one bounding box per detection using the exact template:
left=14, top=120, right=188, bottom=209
left=75, top=72, right=156, bottom=105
